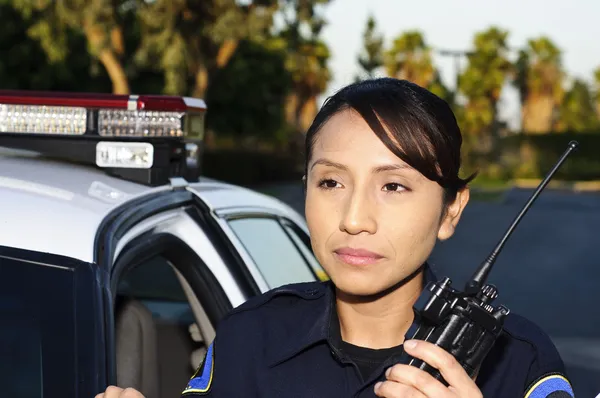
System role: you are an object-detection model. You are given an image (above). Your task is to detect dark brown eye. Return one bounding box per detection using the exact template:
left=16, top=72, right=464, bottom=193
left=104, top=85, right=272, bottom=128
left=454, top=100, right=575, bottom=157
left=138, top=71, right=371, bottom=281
left=383, top=183, right=406, bottom=192
left=318, top=179, right=340, bottom=189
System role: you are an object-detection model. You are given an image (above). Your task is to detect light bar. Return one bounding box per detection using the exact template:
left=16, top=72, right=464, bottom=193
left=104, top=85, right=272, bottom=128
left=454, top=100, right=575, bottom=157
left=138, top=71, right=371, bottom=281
left=0, top=89, right=208, bottom=186
left=0, top=90, right=206, bottom=138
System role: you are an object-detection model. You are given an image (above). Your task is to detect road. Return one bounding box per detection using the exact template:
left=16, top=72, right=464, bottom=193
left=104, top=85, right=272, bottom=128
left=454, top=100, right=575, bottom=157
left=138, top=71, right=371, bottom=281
left=259, top=182, right=600, bottom=397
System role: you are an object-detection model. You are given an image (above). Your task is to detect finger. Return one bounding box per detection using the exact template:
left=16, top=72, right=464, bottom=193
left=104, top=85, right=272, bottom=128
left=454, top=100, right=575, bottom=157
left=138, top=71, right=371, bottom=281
left=385, top=364, right=453, bottom=397
left=95, top=386, right=123, bottom=398
left=121, top=387, right=145, bottom=397
left=374, top=380, right=427, bottom=398
left=403, top=340, right=481, bottom=396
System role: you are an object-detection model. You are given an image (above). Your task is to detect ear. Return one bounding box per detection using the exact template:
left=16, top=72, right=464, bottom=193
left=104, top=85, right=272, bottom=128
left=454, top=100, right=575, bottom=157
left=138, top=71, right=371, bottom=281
left=302, top=175, right=307, bottom=194
left=437, top=187, right=470, bottom=241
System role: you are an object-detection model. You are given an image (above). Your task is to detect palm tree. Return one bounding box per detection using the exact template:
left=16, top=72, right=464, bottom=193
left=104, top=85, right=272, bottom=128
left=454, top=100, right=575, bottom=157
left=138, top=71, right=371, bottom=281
left=283, top=37, right=331, bottom=133
left=557, top=79, right=598, bottom=131
left=356, top=15, right=384, bottom=80
left=458, top=27, right=512, bottom=148
left=384, top=31, right=435, bottom=88
left=594, top=67, right=600, bottom=120
left=513, top=37, right=564, bottom=133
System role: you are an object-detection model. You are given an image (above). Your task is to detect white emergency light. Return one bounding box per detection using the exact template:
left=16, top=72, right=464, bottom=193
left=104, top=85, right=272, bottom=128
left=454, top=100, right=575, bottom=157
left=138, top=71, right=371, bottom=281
left=96, top=141, right=154, bottom=169
left=0, top=90, right=207, bottom=186
left=0, top=104, right=87, bottom=135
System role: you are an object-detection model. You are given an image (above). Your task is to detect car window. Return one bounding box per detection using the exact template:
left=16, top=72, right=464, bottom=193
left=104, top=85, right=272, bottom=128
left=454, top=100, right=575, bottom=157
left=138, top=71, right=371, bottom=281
left=281, top=222, right=329, bottom=281
left=117, top=255, right=189, bottom=303
left=114, top=252, right=211, bottom=398
left=0, top=251, right=83, bottom=398
left=115, top=254, right=196, bottom=341
left=227, top=217, right=317, bottom=288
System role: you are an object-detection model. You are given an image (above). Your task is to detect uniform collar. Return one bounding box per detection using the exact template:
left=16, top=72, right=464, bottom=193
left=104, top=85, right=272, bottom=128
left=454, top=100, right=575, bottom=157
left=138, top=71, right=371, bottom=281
left=267, top=263, right=439, bottom=368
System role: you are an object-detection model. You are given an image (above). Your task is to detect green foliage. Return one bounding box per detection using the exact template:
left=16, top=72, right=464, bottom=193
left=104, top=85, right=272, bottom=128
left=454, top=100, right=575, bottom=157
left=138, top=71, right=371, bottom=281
left=10, top=0, right=122, bottom=59
left=8, top=0, right=136, bottom=93
left=277, top=0, right=332, bottom=88
left=512, top=36, right=564, bottom=133
left=557, top=80, right=599, bottom=132
left=275, top=0, right=332, bottom=132
left=523, top=37, right=563, bottom=98
left=459, top=27, right=511, bottom=102
left=458, top=27, right=512, bottom=137
left=132, top=0, right=332, bottom=136
left=0, top=2, right=111, bottom=91
left=356, top=15, right=384, bottom=79
left=201, top=148, right=303, bottom=187
left=384, top=30, right=434, bottom=88
left=134, top=0, right=278, bottom=96
left=501, top=132, right=600, bottom=181
left=204, top=39, right=293, bottom=140
left=0, top=0, right=334, bottom=146
left=513, top=37, right=564, bottom=102
left=594, top=67, right=600, bottom=112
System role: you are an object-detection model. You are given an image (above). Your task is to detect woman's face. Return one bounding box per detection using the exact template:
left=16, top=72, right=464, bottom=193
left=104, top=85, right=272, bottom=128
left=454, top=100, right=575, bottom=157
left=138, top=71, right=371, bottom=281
left=305, top=109, right=469, bottom=297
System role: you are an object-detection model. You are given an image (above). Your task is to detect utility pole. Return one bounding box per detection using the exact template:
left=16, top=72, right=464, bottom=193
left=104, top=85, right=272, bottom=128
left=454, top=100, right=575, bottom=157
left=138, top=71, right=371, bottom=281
left=436, top=49, right=473, bottom=92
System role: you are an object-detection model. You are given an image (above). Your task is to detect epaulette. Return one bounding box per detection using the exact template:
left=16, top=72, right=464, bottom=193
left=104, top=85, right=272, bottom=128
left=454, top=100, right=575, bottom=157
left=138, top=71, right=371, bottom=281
left=221, top=280, right=328, bottom=321
left=502, top=313, right=564, bottom=368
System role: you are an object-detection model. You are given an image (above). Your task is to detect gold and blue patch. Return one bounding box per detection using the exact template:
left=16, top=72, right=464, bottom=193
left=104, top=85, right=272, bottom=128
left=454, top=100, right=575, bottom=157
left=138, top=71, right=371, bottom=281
left=182, top=342, right=214, bottom=395
left=525, top=373, right=574, bottom=398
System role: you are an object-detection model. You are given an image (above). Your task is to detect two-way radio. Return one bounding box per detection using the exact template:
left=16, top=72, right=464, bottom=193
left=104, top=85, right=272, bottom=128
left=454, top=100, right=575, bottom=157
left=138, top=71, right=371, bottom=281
left=398, top=140, right=579, bottom=384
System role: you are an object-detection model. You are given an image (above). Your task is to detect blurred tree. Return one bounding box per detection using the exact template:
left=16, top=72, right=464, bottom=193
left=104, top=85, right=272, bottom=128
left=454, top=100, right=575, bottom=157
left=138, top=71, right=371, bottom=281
left=355, top=14, right=384, bottom=80
left=277, top=0, right=332, bottom=134
left=0, top=1, right=110, bottom=92
left=458, top=27, right=512, bottom=148
left=556, top=79, right=599, bottom=132
left=9, top=0, right=133, bottom=94
left=383, top=30, right=453, bottom=107
left=384, top=30, right=434, bottom=88
left=135, top=0, right=331, bottom=139
left=204, top=39, right=293, bottom=143
left=135, top=0, right=277, bottom=97
left=513, top=37, right=564, bottom=133
left=594, top=67, right=600, bottom=119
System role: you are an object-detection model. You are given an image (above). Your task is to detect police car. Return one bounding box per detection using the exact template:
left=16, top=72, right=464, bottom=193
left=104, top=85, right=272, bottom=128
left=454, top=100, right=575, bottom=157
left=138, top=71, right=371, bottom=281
left=0, top=91, right=326, bottom=398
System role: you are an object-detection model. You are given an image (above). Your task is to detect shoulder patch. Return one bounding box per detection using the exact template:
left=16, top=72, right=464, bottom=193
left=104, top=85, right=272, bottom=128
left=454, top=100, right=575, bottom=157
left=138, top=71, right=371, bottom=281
left=182, top=342, right=214, bottom=395
left=524, top=373, right=574, bottom=398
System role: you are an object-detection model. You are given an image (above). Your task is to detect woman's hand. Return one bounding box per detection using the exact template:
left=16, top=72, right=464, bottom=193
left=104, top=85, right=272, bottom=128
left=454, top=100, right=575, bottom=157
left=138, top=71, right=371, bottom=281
left=95, top=386, right=145, bottom=398
left=374, top=340, right=483, bottom=398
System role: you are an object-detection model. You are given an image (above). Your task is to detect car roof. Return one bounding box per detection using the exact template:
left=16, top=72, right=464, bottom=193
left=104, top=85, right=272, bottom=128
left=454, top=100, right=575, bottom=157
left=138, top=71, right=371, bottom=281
left=0, top=146, right=305, bottom=263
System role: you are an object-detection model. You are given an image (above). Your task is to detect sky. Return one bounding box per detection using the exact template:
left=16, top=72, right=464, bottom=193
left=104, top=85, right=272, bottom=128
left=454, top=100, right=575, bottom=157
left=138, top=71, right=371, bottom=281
left=318, top=0, right=600, bottom=129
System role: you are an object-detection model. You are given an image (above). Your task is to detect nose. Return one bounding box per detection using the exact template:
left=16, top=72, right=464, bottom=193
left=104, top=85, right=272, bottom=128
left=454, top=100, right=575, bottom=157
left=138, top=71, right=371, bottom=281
left=339, top=186, right=377, bottom=235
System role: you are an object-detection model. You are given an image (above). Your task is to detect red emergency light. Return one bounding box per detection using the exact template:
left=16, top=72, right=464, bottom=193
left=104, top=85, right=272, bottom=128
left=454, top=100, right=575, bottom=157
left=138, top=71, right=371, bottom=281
left=0, top=90, right=207, bottom=186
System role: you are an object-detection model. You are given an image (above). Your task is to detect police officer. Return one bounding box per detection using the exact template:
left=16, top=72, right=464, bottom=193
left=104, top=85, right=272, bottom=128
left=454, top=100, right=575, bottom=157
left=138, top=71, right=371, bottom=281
left=97, top=78, right=574, bottom=398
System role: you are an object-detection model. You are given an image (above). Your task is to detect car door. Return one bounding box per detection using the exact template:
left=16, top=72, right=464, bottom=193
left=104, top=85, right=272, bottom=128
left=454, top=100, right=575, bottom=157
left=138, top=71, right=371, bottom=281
left=0, top=245, right=103, bottom=398
left=95, top=187, right=260, bottom=396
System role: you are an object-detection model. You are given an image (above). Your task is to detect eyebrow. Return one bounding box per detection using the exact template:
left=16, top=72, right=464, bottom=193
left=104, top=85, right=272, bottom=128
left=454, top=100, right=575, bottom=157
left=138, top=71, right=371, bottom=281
left=310, top=158, right=414, bottom=173
left=310, top=159, right=347, bottom=171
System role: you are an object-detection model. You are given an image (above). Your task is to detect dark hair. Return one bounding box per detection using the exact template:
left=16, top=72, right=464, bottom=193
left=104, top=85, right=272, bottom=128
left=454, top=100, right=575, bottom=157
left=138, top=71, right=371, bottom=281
left=304, top=78, right=476, bottom=204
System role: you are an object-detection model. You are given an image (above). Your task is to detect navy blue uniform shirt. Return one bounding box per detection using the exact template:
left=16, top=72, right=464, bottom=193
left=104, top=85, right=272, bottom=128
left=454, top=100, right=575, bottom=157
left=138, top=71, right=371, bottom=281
left=181, top=266, right=575, bottom=397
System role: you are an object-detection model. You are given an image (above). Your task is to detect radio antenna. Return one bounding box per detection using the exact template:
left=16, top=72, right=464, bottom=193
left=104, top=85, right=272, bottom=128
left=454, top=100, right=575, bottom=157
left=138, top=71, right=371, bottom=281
left=464, top=140, right=579, bottom=295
